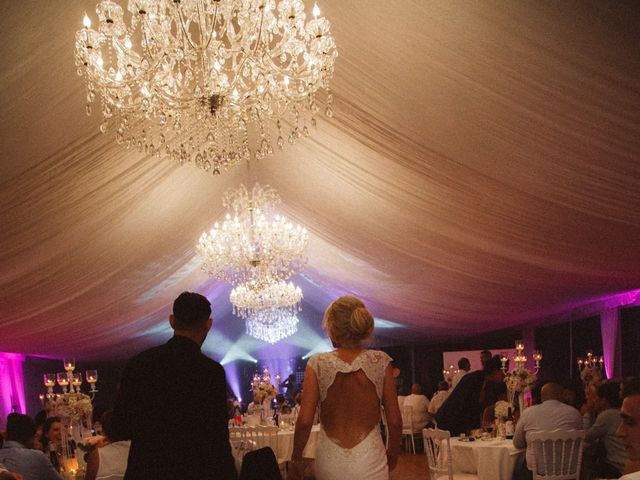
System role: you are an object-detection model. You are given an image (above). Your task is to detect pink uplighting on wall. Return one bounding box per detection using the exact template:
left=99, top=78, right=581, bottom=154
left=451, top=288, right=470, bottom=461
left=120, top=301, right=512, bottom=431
left=0, top=352, right=26, bottom=423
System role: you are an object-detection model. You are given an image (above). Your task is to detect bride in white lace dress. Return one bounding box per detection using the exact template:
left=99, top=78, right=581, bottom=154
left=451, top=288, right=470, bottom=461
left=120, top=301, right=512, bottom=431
left=289, top=296, right=402, bottom=480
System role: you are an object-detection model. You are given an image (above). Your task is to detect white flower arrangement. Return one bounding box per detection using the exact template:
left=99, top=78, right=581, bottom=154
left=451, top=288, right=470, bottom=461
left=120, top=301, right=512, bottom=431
left=504, top=368, right=536, bottom=394
left=494, top=400, right=511, bottom=420
left=252, top=380, right=277, bottom=403
left=50, top=393, right=93, bottom=421
left=579, top=366, right=603, bottom=386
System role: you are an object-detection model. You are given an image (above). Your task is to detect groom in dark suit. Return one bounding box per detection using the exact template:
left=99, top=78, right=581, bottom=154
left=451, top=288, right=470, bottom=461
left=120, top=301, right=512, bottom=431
left=113, top=292, right=237, bottom=480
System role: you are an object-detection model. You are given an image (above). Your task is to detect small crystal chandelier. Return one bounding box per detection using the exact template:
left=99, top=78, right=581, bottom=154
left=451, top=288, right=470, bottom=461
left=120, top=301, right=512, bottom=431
left=196, top=183, right=308, bottom=287
left=74, top=0, right=337, bottom=174
left=231, top=279, right=302, bottom=318
left=246, top=308, right=300, bottom=344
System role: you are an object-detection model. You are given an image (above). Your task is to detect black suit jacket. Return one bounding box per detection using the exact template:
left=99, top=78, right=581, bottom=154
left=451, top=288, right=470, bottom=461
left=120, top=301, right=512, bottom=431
left=113, top=335, right=237, bottom=480
left=435, top=370, right=486, bottom=436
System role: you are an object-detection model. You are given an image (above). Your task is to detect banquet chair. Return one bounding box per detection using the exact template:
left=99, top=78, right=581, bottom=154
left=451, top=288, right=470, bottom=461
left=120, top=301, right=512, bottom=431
left=401, top=405, right=418, bottom=454
left=239, top=447, right=283, bottom=480
left=255, top=426, right=289, bottom=477
left=528, top=430, right=585, bottom=480
left=422, top=428, right=479, bottom=480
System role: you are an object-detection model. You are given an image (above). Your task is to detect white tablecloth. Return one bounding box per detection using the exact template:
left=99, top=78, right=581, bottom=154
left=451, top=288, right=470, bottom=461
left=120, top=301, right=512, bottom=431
left=230, top=424, right=320, bottom=468
left=444, top=438, right=525, bottom=480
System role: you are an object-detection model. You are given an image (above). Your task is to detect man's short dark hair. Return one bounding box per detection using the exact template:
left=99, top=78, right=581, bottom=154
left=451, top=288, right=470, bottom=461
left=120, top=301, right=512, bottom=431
left=172, top=292, right=211, bottom=330
left=483, top=355, right=503, bottom=375
left=6, top=413, right=36, bottom=444
left=458, top=357, right=471, bottom=370
left=597, top=381, right=622, bottom=408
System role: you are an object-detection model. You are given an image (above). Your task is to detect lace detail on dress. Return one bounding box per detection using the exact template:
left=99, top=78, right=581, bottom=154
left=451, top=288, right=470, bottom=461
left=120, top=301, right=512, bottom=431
left=307, top=350, right=392, bottom=402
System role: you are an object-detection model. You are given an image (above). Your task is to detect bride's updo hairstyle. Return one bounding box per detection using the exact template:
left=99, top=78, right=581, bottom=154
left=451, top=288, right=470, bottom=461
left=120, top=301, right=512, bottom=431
left=323, top=295, right=374, bottom=345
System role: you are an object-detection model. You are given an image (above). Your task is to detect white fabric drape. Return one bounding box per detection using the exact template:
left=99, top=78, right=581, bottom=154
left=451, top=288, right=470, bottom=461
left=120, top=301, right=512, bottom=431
left=600, top=309, right=622, bottom=380
left=0, top=1, right=639, bottom=359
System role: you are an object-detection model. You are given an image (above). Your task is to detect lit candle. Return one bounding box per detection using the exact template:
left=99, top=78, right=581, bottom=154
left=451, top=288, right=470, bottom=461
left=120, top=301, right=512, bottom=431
left=44, top=374, right=56, bottom=388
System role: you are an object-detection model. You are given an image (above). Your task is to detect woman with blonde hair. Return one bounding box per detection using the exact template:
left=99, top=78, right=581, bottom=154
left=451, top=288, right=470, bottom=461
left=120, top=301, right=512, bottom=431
left=289, top=296, right=402, bottom=480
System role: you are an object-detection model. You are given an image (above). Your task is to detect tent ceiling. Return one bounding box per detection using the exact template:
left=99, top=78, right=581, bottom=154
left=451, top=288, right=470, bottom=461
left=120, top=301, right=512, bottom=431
left=1, top=1, right=639, bottom=360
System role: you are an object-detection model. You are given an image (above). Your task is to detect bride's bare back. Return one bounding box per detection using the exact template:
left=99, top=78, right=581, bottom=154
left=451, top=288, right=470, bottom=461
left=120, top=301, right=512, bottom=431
left=308, top=349, right=390, bottom=448
left=321, top=368, right=381, bottom=448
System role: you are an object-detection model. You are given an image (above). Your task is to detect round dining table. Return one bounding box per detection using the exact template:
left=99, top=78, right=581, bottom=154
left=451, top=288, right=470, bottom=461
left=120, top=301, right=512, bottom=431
left=444, top=437, right=525, bottom=480
left=230, top=424, right=321, bottom=470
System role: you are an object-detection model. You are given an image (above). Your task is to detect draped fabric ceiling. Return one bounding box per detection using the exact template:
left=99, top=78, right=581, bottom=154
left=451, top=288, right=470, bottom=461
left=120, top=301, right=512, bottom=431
left=1, top=1, right=639, bottom=361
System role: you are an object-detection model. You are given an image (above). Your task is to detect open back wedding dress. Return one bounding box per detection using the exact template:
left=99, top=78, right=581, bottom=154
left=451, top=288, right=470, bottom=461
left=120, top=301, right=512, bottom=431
left=307, top=349, right=392, bottom=480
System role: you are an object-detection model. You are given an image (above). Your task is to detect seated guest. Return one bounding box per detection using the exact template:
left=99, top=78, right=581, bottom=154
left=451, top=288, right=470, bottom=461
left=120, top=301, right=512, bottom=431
left=246, top=393, right=265, bottom=416
left=275, top=394, right=292, bottom=414
left=0, top=413, right=62, bottom=480
left=403, top=384, right=431, bottom=430
left=583, top=381, right=626, bottom=478
left=291, top=392, right=302, bottom=419
left=479, top=350, right=492, bottom=367
left=435, top=355, right=505, bottom=435
left=85, top=411, right=131, bottom=480
left=428, top=381, right=450, bottom=416
left=451, top=358, right=471, bottom=389
left=397, top=392, right=406, bottom=412
left=39, top=417, right=63, bottom=472
left=513, top=383, right=583, bottom=480
left=582, top=383, right=600, bottom=429
left=617, top=393, right=640, bottom=479
left=561, top=379, right=585, bottom=410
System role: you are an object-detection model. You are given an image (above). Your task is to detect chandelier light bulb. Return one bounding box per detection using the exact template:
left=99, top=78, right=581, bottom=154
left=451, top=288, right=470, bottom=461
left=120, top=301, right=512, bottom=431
left=74, top=0, right=338, bottom=175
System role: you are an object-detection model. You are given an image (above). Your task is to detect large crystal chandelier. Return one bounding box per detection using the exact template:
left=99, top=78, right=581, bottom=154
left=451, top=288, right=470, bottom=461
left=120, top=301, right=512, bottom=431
left=246, top=309, right=300, bottom=344
left=74, top=0, right=337, bottom=174
left=196, top=183, right=308, bottom=287
left=197, top=182, right=307, bottom=342
left=231, top=280, right=302, bottom=318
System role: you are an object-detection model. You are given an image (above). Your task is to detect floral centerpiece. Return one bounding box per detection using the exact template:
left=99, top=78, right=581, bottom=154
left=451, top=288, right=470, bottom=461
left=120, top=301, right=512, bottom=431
left=504, top=368, right=536, bottom=395
left=252, top=379, right=277, bottom=403
left=494, top=400, right=511, bottom=421
left=50, top=393, right=93, bottom=424
left=579, top=365, right=603, bottom=387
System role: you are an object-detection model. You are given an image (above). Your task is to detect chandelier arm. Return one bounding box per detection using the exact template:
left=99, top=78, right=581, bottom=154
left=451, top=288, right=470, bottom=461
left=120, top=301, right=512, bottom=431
left=140, top=19, right=162, bottom=70
left=203, top=2, right=220, bottom=50
left=228, top=8, right=266, bottom=93
left=195, top=0, right=211, bottom=50
left=175, top=5, right=199, bottom=52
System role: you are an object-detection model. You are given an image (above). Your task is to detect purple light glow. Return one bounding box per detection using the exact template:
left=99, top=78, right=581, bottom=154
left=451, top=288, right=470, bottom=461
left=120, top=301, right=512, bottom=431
left=0, top=353, right=26, bottom=421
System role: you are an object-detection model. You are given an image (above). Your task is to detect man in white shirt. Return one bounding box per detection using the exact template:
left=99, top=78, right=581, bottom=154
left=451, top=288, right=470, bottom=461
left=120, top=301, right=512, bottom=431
left=513, top=383, right=583, bottom=478
left=451, top=358, right=471, bottom=390
left=618, top=393, right=640, bottom=479
left=402, top=384, right=431, bottom=430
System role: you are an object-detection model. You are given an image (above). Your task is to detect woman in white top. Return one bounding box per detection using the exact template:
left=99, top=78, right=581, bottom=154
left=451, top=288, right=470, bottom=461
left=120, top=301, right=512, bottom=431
left=85, top=411, right=131, bottom=480
left=289, top=296, right=402, bottom=480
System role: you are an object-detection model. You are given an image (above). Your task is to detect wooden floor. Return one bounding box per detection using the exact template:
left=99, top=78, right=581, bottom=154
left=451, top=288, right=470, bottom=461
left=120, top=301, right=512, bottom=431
left=391, top=452, right=429, bottom=480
